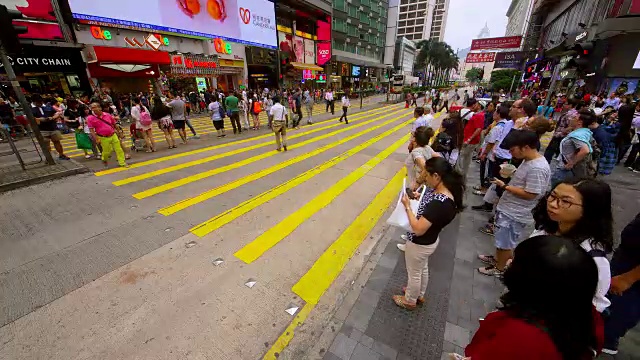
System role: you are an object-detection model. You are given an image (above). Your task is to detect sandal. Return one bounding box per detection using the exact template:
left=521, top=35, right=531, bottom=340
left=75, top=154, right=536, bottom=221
left=477, top=265, right=504, bottom=277
left=402, top=286, right=425, bottom=304
left=473, top=190, right=486, bottom=196
left=478, top=255, right=497, bottom=266
left=392, top=295, right=416, bottom=310
left=472, top=185, right=483, bottom=191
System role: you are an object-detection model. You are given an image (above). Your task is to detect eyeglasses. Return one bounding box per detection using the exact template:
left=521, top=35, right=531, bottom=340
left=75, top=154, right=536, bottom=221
left=547, top=193, right=583, bottom=209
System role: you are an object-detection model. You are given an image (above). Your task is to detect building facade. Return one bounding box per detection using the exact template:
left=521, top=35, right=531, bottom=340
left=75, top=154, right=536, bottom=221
left=429, top=0, right=449, bottom=41
left=331, top=0, right=389, bottom=90
left=505, top=0, right=536, bottom=37
left=394, top=37, right=417, bottom=75
left=395, top=0, right=449, bottom=42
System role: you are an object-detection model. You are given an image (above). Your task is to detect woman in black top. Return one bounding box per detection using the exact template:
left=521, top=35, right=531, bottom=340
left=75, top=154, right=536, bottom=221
left=393, top=157, right=464, bottom=310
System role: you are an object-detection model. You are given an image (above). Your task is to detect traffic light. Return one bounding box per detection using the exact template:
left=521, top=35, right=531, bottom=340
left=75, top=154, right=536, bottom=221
left=0, top=5, right=27, bottom=54
left=571, top=42, right=594, bottom=70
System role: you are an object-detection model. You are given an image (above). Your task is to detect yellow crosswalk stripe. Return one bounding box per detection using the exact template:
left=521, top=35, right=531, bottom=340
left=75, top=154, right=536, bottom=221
left=234, top=133, right=409, bottom=264
left=292, top=168, right=405, bottom=304
left=95, top=105, right=398, bottom=176
left=262, top=169, right=405, bottom=359
left=112, top=107, right=400, bottom=186
left=191, top=117, right=419, bottom=237
left=154, top=111, right=412, bottom=214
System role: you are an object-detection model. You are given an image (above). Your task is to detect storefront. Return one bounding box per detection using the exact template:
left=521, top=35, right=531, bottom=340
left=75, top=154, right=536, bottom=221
left=245, top=47, right=279, bottom=90
left=207, top=38, right=247, bottom=92
left=167, top=53, right=220, bottom=94
left=0, top=46, right=91, bottom=97
left=75, top=24, right=210, bottom=94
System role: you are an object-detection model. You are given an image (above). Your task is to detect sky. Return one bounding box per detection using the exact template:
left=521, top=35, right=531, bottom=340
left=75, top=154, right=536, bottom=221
left=443, top=0, right=511, bottom=51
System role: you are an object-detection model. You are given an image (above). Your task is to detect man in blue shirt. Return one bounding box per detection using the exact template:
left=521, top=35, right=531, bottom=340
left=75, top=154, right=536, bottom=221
left=31, top=95, right=70, bottom=160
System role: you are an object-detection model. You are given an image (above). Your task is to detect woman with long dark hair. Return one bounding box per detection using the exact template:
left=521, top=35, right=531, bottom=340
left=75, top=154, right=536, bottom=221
left=393, top=157, right=464, bottom=310
left=531, top=178, right=614, bottom=313
left=151, top=96, right=176, bottom=149
left=464, top=235, right=604, bottom=359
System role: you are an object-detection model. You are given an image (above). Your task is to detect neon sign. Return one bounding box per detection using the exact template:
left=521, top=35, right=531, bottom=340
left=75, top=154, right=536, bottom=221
left=214, top=38, right=232, bottom=55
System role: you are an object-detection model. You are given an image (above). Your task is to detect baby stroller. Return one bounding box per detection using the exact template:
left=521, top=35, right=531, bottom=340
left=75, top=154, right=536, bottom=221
left=129, top=123, right=147, bottom=152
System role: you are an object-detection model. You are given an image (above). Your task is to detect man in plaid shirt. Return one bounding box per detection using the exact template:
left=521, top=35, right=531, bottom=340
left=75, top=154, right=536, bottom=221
left=544, top=97, right=581, bottom=162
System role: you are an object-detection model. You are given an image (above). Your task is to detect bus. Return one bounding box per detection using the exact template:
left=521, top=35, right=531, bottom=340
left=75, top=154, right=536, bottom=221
left=392, top=74, right=405, bottom=93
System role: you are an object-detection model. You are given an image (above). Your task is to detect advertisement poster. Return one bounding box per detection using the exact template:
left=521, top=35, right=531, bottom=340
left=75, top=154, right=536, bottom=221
left=494, top=51, right=524, bottom=69
left=278, top=32, right=293, bottom=54
left=304, top=39, right=315, bottom=65
left=317, top=42, right=331, bottom=66
left=465, top=52, right=496, bottom=63
left=293, top=36, right=304, bottom=63
left=67, top=0, right=277, bottom=48
left=607, top=78, right=640, bottom=97
left=470, top=36, right=522, bottom=50
left=0, top=0, right=63, bottom=40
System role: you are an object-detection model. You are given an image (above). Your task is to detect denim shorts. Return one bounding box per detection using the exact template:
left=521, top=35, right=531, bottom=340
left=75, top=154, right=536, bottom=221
left=494, top=211, right=526, bottom=250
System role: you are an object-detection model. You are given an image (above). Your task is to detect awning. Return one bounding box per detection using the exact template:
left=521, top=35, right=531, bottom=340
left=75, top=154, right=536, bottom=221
left=90, top=46, right=171, bottom=65
left=219, top=59, right=245, bottom=68
left=290, top=62, right=324, bottom=71
left=87, top=63, right=160, bottom=78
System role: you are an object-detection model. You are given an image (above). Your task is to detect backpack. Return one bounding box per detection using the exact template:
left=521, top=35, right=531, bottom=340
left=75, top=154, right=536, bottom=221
left=139, top=106, right=152, bottom=126
left=218, top=103, right=226, bottom=119
left=253, top=100, right=262, bottom=113
left=585, top=137, right=601, bottom=178
left=432, top=132, right=453, bottom=153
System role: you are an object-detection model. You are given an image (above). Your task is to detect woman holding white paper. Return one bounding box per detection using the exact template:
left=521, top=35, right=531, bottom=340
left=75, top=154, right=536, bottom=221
left=393, top=157, right=464, bottom=310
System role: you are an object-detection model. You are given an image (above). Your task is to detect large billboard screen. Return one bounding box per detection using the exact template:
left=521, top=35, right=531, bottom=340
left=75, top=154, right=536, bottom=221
left=67, top=0, right=277, bottom=49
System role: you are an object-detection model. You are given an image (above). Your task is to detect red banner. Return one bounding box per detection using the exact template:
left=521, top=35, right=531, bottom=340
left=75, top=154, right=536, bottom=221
left=465, top=52, right=496, bottom=63
left=470, top=36, right=522, bottom=50
left=317, top=42, right=331, bottom=66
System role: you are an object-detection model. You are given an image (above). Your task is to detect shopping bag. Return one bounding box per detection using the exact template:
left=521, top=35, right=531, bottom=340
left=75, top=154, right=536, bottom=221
left=386, top=178, right=426, bottom=232
left=75, top=131, right=93, bottom=150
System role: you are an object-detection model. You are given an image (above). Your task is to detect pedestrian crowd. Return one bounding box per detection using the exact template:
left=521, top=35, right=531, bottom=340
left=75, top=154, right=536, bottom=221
left=391, top=87, right=640, bottom=359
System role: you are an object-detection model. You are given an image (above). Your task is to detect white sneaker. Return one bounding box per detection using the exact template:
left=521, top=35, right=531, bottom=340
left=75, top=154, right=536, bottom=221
left=401, top=234, right=409, bottom=241
left=397, top=243, right=406, bottom=252
left=601, top=348, right=618, bottom=355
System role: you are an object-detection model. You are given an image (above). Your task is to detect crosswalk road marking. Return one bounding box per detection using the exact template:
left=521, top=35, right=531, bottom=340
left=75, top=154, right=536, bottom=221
left=111, top=106, right=396, bottom=185
left=154, top=110, right=411, bottom=213
left=263, top=169, right=406, bottom=359
left=94, top=105, right=395, bottom=176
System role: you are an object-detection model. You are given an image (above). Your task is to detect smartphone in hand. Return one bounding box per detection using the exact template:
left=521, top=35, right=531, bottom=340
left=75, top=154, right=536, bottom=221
left=406, top=188, right=416, bottom=200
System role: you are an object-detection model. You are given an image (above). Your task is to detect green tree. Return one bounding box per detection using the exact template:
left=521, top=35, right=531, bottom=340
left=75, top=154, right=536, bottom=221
left=489, top=69, right=521, bottom=92
left=465, top=68, right=482, bottom=83
left=415, top=40, right=459, bottom=87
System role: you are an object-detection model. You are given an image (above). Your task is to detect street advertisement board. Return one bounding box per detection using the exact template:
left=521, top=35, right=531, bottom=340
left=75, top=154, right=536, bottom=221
left=607, top=78, right=640, bottom=97
left=67, top=0, right=277, bottom=49
left=317, top=42, right=331, bottom=66
left=0, top=0, right=63, bottom=40
left=494, top=51, right=524, bottom=69
left=470, top=36, right=522, bottom=50
left=465, top=52, right=496, bottom=63
left=304, top=39, right=315, bottom=65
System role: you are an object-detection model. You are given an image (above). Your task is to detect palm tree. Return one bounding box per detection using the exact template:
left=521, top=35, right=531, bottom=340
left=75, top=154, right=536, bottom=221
left=414, top=39, right=459, bottom=87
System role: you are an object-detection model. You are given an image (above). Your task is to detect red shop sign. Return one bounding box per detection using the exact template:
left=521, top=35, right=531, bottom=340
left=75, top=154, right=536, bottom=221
left=465, top=52, right=497, bottom=63
left=172, top=55, right=217, bottom=69
left=470, top=36, right=522, bottom=50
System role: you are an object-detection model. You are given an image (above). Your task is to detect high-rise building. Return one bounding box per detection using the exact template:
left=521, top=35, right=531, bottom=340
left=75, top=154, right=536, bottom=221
left=505, top=0, right=535, bottom=37
left=332, top=0, right=389, bottom=64
left=396, top=0, right=449, bottom=42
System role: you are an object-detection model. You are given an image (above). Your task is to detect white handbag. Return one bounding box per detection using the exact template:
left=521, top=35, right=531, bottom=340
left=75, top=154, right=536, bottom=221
left=632, top=132, right=639, bottom=145
left=386, top=179, right=427, bottom=233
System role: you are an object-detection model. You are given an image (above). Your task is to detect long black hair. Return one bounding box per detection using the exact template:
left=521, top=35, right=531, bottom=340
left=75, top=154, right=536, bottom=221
left=151, top=96, right=169, bottom=120
left=501, top=235, right=599, bottom=359
left=532, top=178, right=614, bottom=253
left=423, top=157, right=465, bottom=212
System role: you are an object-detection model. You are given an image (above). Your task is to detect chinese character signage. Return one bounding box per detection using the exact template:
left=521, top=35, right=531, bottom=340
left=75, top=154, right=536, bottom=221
left=67, top=0, right=278, bottom=49
left=470, top=36, right=522, bottom=50
left=494, top=52, right=524, bottom=69
left=465, top=52, right=497, bottom=63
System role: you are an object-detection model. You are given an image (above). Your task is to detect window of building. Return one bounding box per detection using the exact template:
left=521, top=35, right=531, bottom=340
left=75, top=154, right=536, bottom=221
left=401, top=0, right=409, bottom=4
left=405, top=34, right=414, bottom=40
left=418, top=3, right=427, bottom=9
left=400, top=6, right=407, bottom=12
left=399, top=20, right=406, bottom=27
left=407, top=20, right=415, bottom=26
left=399, top=13, right=407, bottom=19
left=414, top=26, right=422, bottom=33
left=398, top=28, right=405, bottom=34
left=348, top=24, right=357, bottom=36
left=359, top=12, right=370, bottom=24
left=333, top=18, right=347, bottom=33
left=414, top=34, right=422, bottom=40
left=348, top=4, right=358, bottom=17
left=333, top=40, right=345, bottom=51
left=416, top=18, right=425, bottom=25
left=361, top=0, right=370, bottom=6
left=334, top=0, right=346, bottom=12
left=408, top=4, right=417, bottom=11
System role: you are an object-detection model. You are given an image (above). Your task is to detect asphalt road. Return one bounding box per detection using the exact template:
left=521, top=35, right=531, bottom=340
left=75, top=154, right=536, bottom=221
left=0, top=99, right=445, bottom=359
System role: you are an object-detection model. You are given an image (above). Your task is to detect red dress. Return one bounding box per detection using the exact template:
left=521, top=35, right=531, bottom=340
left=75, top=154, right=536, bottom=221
left=465, top=310, right=603, bottom=360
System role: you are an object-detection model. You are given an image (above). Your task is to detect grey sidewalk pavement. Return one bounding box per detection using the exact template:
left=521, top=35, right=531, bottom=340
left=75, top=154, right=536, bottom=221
left=321, top=162, right=640, bottom=360
left=0, top=159, right=89, bottom=193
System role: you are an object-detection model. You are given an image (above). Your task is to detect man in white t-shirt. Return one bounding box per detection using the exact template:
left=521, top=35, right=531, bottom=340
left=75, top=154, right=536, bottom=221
left=324, top=89, right=335, bottom=115
left=270, top=96, right=289, bottom=151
